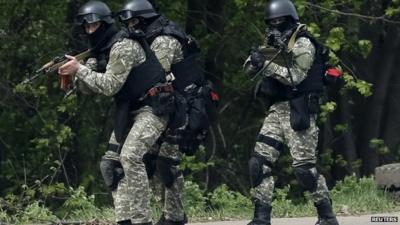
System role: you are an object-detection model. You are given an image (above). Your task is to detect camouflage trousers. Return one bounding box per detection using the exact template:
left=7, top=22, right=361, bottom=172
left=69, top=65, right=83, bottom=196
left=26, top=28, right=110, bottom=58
left=108, top=106, right=168, bottom=223
left=149, top=142, right=185, bottom=222
left=252, top=101, right=330, bottom=205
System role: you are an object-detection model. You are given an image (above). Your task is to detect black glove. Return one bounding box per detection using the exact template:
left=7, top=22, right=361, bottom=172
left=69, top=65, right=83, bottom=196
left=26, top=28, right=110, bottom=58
left=250, top=47, right=266, bottom=71
left=267, top=29, right=287, bottom=50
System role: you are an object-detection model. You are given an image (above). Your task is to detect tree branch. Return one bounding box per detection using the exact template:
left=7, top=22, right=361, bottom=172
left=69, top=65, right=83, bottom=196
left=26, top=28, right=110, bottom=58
left=304, top=2, right=400, bottom=25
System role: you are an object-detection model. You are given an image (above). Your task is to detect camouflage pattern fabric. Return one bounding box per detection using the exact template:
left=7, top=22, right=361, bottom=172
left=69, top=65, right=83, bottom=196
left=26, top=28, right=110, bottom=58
left=74, top=38, right=167, bottom=223
left=248, top=36, right=330, bottom=204
left=253, top=101, right=329, bottom=204
left=109, top=106, right=168, bottom=223
left=75, top=38, right=146, bottom=96
left=262, top=37, right=316, bottom=85
left=149, top=35, right=186, bottom=222
left=150, top=35, right=184, bottom=72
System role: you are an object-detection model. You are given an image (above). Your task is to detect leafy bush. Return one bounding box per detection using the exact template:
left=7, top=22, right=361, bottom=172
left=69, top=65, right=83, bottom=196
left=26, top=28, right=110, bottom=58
left=331, top=175, right=398, bottom=214
left=184, top=181, right=207, bottom=216
left=208, top=184, right=252, bottom=216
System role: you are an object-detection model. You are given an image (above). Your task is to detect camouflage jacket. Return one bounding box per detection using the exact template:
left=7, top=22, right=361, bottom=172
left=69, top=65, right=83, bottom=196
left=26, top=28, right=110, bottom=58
left=75, top=38, right=146, bottom=96
left=245, top=36, right=316, bottom=86
left=150, top=35, right=184, bottom=80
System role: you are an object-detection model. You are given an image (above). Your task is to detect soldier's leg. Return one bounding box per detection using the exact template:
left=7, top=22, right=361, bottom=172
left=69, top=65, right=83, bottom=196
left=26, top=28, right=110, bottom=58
left=283, top=112, right=338, bottom=225
left=145, top=143, right=164, bottom=208
left=112, top=107, right=168, bottom=224
left=249, top=109, right=284, bottom=225
left=155, top=142, right=186, bottom=225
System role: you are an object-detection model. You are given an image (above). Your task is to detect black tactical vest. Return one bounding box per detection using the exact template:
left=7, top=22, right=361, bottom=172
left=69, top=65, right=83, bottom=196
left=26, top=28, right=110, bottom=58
left=260, top=30, right=325, bottom=101
left=292, top=31, right=326, bottom=94
left=145, top=16, right=204, bottom=91
left=113, top=29, right=166, bottom=104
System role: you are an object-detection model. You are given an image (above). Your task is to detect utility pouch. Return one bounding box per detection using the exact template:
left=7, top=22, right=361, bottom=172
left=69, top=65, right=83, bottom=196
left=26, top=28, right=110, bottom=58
left=308, top=93, right=320, bottom=114
left=99, top=151, right=124, bottom=191
left=289, top=95, right=310, bottom=131
left=168, top=93, right=188, bottom=130
left=148, top=91, right=175, bottom=116
left=178, top=129, right=206, bottom=156
left=143, top=153, right=158, bottom=179
left=188, top=97, right=208, bottom=131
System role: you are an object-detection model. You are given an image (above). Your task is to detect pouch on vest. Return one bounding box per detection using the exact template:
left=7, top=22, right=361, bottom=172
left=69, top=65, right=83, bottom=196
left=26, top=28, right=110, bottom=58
left=168, top=93, right=188, bottom=130
left=289, top=95, right=310, bottom=131
left=257, top=77, right=288, bottom=102
left=188, top=96, right=209, bottom=131
left=147, top=91, right=175, bottom=116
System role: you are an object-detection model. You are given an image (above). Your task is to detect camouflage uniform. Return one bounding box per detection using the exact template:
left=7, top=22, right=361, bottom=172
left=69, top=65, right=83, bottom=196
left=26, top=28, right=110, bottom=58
left=76, top=38, right=168, bottom=224
left=246, top=36, right=330, bottom=205
left=148, top=35, right=186, bottom=222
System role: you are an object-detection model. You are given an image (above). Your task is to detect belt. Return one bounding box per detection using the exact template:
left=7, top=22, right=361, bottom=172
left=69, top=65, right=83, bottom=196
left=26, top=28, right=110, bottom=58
left=147, top=83, right=174, bottom=97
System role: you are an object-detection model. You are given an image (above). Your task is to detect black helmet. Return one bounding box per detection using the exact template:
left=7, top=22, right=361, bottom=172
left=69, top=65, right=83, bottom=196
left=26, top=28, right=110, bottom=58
left=118, top=0, right=159, bottom=22
left=75, top=1, right=114, bottom=25
left=265, top=0, right=299, bottom=22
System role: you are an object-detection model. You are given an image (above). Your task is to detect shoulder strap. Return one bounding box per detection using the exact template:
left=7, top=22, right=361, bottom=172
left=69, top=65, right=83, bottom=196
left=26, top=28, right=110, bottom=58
left=287, top=24, right=307, bottom=52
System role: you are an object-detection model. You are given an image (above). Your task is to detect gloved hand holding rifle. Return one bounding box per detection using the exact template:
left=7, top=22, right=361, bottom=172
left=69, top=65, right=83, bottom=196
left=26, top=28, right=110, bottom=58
left=21, top=49, right=92, bottom=91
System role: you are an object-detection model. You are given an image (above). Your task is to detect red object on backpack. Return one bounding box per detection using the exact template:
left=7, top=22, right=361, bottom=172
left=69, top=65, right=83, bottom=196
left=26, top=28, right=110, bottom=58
left=210, top=91, right=220, bottom=102
left=326, top=68, right=342, bottom=78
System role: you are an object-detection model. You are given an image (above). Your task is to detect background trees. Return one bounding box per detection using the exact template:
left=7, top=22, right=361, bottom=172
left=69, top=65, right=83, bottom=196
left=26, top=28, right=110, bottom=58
left=1, top=0, right=400, bottom=205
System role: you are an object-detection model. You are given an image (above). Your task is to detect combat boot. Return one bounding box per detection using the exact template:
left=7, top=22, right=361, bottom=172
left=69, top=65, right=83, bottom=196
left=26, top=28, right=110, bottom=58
left=247, top=200, right=272, bottom=225
left=155, top=213, right=188, bottom=225
left=314, top=198, right=339, bottom=225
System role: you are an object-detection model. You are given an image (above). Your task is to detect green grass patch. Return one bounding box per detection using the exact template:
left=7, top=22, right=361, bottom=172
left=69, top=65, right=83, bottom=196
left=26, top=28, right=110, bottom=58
left=0, top=175, right=398, bottom=224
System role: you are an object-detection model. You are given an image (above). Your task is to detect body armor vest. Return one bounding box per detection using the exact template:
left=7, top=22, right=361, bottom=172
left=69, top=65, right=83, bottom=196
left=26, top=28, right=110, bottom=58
left=259, top=28, right=326, bottom=101
left=145, top=16, right=204, bottom=91
left=113, top=29, right=166, bottom=104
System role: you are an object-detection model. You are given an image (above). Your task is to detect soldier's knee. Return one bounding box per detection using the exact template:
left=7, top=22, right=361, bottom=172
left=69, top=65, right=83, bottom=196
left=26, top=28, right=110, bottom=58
left=293, top=163, right=319, bottom=192
left=156, top=156, right=180, bottom=188
left=249, top=153, right=273, bottom=188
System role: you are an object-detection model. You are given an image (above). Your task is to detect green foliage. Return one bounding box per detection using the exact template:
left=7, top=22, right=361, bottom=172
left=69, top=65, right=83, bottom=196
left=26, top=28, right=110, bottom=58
left=325, top=27, right=345, bottom=51
left=62, top=186, right=102, bottom=220
left=369, top=139, right=390, bottom=155
left=342, top=73, right=373, bottom=97
left=183, top=181, right=207, bottom=216
left=358, top=40, right=373, bottom=59
left=331, top=175, right=398, bottom=214
left=319, top=101, right=337, bottom=123
left=208, top=184, right=252, bottom=216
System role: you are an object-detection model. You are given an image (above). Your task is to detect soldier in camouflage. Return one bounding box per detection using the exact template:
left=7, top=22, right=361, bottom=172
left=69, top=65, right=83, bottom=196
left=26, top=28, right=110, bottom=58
left=243, top=1, right=339, bottom=225
left=58, top=1, right=171, bottom=225
left=117, top=1, right=190, bottom=225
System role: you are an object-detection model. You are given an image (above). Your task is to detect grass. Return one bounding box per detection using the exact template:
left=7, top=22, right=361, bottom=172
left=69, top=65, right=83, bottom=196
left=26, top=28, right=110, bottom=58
left=0, top=175, right=398, bottom=224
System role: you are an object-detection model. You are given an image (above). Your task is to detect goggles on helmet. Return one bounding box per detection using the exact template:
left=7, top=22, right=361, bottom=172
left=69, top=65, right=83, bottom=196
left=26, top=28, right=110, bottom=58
left=118, top=10, right=135, bottom=21
left=75, top=13, right=102, bottom=25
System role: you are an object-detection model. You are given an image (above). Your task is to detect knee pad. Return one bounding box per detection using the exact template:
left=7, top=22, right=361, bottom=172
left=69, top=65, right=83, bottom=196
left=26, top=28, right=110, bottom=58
left=293, top=164, right=319, bottom=192
left=249, top=153, right=272, bottom=188
left=143, top=153, right=158, bottom=179
left=100, top=151, right=124, bottom=191
left=156, top=156, right=180, bottom=188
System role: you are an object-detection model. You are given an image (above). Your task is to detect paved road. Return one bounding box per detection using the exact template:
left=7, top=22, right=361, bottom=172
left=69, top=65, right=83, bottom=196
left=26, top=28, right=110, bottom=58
left=189, top=212, right=400, bottom=225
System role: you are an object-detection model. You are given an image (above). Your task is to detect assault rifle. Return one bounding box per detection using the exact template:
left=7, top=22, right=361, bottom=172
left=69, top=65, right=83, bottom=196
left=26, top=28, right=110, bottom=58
left=21, top=49, right=92, bottom=90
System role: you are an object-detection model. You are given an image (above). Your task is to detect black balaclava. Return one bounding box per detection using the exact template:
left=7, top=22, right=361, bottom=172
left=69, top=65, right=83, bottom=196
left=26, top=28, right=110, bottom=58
left=88, top=22, right=119, bottom=52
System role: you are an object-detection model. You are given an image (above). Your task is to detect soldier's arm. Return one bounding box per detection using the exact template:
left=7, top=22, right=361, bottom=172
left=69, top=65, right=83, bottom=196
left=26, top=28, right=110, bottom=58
left=75, top=39, right=146, bottom=96
left=75, top=58, right=97, bottom=95
left=263, top=37, right=315, bottom=85
left=150, top=35, right=183, bottom=72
